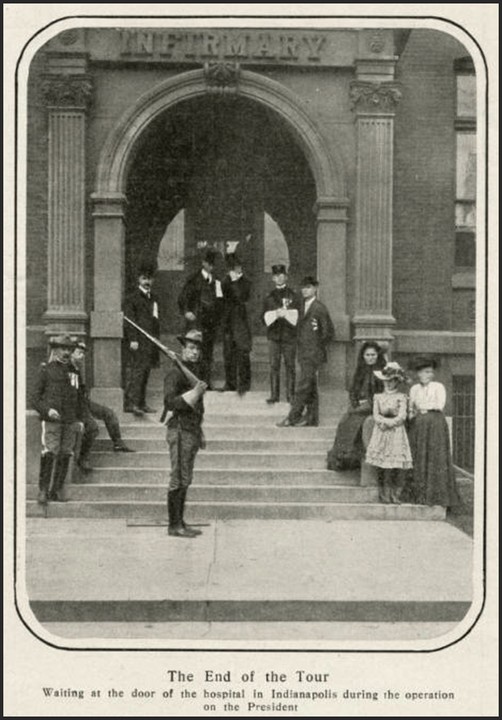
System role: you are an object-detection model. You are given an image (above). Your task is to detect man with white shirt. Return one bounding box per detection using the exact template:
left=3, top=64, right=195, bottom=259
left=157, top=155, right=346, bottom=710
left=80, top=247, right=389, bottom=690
left=277, top=276, right=335, bottom=427
left=178, top=249, right=223, bottom=387
left=124, top=267, right=160, bottom=416
left=262, top=264, right=300, bottom=404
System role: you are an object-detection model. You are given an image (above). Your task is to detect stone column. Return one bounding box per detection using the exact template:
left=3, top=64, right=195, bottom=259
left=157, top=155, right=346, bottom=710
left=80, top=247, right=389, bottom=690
left=350, top=79, right=402, bottom=344
left=41, top=74, right=92, bottom=336
left=90, top=193, right=127, bottom=410
left=315, top=197, right=350, bottom=386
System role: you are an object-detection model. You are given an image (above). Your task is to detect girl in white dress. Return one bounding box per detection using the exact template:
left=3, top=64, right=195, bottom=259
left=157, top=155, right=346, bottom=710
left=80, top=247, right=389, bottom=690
left=365, top=362, right=413, bottom=503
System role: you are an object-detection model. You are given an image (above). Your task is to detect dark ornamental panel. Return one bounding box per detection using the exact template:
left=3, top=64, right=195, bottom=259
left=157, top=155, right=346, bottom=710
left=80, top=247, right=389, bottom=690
left=41, top=75, right=93, bottom=109
left=349, top=81, right=402, bottom=113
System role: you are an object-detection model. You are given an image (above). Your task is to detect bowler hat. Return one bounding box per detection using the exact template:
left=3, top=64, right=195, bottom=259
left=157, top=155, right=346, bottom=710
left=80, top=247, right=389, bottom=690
left=301, top=275, right=319, bottom=287
left=203, top=249, right=218, bottom=265
left=177, top=329, right=203, bottom=346
left=49, top=334, right=75, bottom=349
left=138, top=265, right=155, bottom=277
left=271, top=264, right=287, bottom=275
left=226, top=253, right=242, bottom=270
left=374, top=361, right=407, bottom=382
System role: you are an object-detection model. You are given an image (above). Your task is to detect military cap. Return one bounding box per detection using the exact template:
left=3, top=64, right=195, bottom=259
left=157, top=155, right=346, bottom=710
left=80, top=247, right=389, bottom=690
left=177, top=329, right=203, bottom=346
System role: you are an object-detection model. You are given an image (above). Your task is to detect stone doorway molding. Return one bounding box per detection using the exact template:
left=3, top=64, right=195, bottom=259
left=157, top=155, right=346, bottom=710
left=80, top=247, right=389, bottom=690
left=91, top=68, right=349, bottom=407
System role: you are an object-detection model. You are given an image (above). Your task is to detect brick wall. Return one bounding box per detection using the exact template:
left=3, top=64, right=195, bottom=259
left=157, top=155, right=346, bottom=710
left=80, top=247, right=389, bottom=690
left=393, top=29, right=472, bottom=331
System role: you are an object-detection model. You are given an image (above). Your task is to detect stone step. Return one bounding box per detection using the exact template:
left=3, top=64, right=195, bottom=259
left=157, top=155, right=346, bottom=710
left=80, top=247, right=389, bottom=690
left=90, top=451, right=328, bottom=469
left=93, top=438, right=332, bottom=453
left=64, top=468, right=359, bottom=486
left=27, top=500, right=446, bottom=521
left=27, top=484, right=377, bottom=503
left=112, top=424, right=337, bottom=440
left=117, top=412, right=339, bottom=426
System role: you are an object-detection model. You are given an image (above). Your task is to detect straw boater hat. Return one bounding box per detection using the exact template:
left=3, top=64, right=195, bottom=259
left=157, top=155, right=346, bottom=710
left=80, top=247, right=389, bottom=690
left=374, top=361, right=407, bottom=382
left=177, top=329, right=203, bottom=346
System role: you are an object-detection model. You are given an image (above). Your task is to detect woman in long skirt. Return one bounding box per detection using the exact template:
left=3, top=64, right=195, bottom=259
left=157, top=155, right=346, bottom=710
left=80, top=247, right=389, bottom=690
left=408, top=356, right=462, bottom=509
left=327, top=341, right=386, bottom=470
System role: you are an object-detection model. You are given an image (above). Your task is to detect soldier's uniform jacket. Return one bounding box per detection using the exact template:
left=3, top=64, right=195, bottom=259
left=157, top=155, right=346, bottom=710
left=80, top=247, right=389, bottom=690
left=178, top=271, right=222, bottom=330
left=162, top=363, right=204, bottom=434
left=124, top=287, right=160, bottom=365
left=222, top=274, right=252, bottom=352
left=31, top=360, right=85, bottom=423
left=261, top=286, right=300, bottom=344
left=297, top=298, right=335, bottom=366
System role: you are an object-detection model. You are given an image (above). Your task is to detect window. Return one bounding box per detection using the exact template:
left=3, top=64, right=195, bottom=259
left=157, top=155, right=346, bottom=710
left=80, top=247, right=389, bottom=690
left=452, top=376, right=475, bottom=472
left=454, top=64, right=476, bottom=270
left=158, top=210, right=185, bottom=270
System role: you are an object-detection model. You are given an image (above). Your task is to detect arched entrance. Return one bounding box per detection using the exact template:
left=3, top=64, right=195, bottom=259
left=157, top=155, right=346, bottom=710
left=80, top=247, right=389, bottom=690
left=90, top=68, right=349, bottom=408
left=124, top=94, right=317, bottom=335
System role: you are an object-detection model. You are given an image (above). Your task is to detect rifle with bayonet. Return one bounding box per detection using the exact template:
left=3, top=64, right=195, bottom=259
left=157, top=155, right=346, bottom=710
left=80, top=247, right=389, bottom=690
left=123, top=315, right=200, bottom=386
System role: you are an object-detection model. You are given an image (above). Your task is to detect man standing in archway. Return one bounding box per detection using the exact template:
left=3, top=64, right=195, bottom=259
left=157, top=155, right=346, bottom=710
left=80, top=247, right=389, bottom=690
left=178, top=249, right=223, bottom=387
left=277, top=276, right=335, bottom=427
left=262, top=264, right=300, bottom=404
left=124, top=267, right=160, bottom=416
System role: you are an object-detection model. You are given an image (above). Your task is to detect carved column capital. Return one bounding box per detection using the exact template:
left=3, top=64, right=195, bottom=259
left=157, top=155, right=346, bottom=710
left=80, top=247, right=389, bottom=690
left=41, top=74, right=93, bottom=110
left=204, top=61, right=240, bottom=95
left=349, top=80, right=402, bottom=114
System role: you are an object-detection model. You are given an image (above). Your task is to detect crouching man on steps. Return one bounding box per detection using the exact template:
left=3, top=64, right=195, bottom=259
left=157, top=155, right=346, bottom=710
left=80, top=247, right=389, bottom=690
left=162, top=329, right=207, bottom=538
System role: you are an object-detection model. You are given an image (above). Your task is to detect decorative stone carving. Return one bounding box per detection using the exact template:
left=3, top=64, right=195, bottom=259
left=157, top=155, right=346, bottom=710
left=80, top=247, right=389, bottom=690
left=41, top=74, right=92, bottom=109
left=204, top=61, right=240, bottom=94
left=368, top=30, right=386, bottom=54
left=349, top=80, right=402, bottom=113
left=58, top=29, right=79, bottom=45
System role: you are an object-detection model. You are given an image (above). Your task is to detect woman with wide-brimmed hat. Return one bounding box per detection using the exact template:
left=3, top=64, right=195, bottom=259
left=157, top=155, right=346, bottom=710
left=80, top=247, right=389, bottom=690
left=408, top=355, right=462, bottom=510
left=365, top=361, right=413, bottom=503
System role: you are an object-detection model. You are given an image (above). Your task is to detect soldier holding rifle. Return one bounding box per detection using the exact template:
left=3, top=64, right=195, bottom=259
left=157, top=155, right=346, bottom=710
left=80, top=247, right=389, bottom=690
left=124, top=318, right=207, bottom=539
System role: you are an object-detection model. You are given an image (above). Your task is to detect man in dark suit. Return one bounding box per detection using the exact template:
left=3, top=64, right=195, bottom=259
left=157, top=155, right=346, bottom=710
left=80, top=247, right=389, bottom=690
left=262, top=264, right=300, bottom=404
left=277, top=276, right=335, bottom=427
left=221, top=254, right=252, bottom=395
left=124, top=267, right=160, bottom=416
left=177, top=249, right=223, bottom=387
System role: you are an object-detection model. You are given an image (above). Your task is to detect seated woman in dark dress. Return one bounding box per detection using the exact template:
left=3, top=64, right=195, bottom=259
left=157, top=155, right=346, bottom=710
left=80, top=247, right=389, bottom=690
left=327, top=342, right=386, bottom=471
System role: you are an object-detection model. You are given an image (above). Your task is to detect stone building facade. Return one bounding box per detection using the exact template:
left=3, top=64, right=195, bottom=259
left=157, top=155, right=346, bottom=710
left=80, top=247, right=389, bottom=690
left=25, top=26, right=477, bottom=463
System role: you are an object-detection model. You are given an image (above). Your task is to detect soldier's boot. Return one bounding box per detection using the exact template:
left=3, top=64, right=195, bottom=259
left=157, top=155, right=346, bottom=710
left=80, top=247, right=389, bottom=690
left=37, top=453, right=55, bottom=504
left=167, top=490, right=196, bottom=538
left=179, top=487, right=202, bottom=535
left=377, top=468, right=392, bottom=503
left=285, top=370, right=295, bottom=405
left=49, top=454, right=71, bottom=502
left=390, top=469, right=407, bottom=504
left=77, top=432, right=94, bottom=473
left=266, top=373, right=280, bottom=404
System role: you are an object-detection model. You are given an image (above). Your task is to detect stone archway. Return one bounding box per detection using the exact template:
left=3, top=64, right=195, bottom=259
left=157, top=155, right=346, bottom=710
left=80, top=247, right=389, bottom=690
left=91, top=68, right=349, bottom=407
